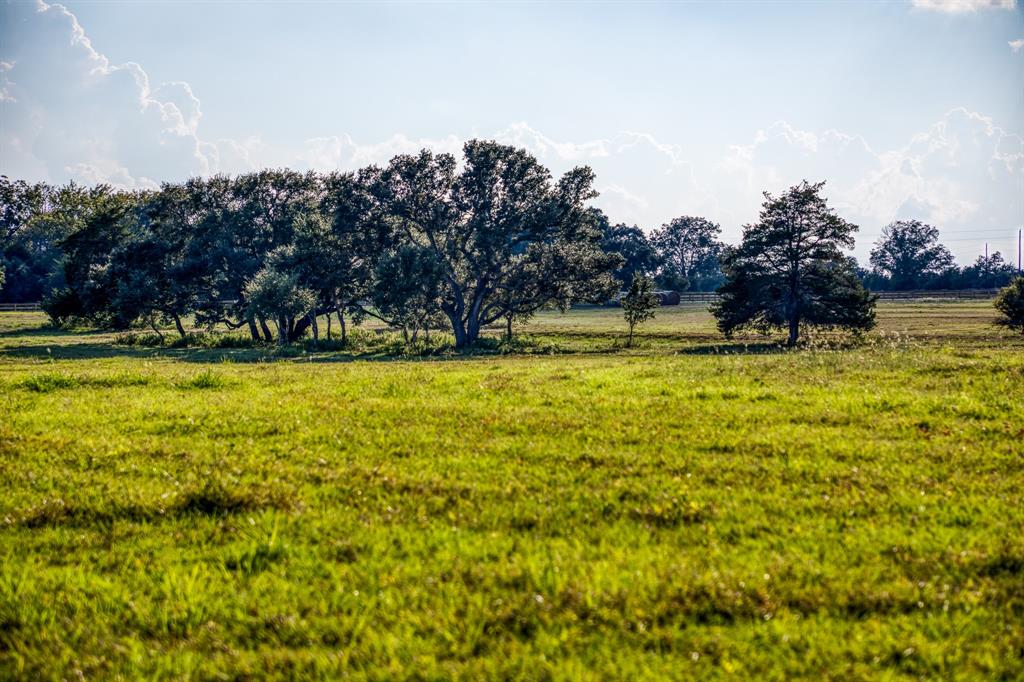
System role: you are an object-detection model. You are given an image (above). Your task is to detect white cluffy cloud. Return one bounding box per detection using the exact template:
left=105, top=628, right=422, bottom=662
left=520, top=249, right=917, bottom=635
left=717, top=108, right=1024, bottom=257
left=0, top=1, right=215, bottom=188
left=1010, top=39, right=1024, bottom=53
left=911, top=0, right=1016, bottom=12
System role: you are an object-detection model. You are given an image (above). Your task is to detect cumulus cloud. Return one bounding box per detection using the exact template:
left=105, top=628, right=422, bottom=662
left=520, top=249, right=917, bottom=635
left=298, top=133, right=464, bottom=172
left=0, top=0, right=211, bottom=187
left=910, top=0, right=1016, bottom=12
left=493, top=122, right=611, bottom=162
left=717, top=108, right=1024, bottom=259
left=1010, top=39, right=1024, bottom=53
left=1, top=0, right=1019, bottom=263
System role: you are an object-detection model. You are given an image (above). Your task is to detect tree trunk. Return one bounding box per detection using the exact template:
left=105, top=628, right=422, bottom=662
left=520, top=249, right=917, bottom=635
left=276, top=316, right=288, bottom=347
left=337, top=308, right=347, bottom=343
left=466, top=315, right=481, bottom=347
left=627, top=323, right=634, bottom=348
left=310, top=313, right=319, bottom=341
left=172, top=312, right=186, bottom=339
left=247, top=318, right=260, bottom=341
left=464, top=286, right=488, bottom=347
left=787, top=314, right=800, bottom=347
left=259, top=317, right=273, bottom=342
left=326, top=312, right=332, bottom=340
left=149, top=317, right=164, bottom=344
left=505, top=313, right=513, bottom=341
left=445, top=309, right=468, bottom=348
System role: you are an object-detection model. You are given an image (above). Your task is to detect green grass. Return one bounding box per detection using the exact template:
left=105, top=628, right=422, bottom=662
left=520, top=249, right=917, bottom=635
left=1, top=303, right=1022, bottom=680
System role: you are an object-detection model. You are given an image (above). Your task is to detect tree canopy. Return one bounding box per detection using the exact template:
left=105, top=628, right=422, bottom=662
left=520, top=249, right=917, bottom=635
left=994, top=276, right=1024, bottom=335
left=711, top=180, right=876, bottom=346
left=25, top=141, right=621, bottom=348
left=651, top=216, right=725, bottom=292
left=868, top=220, right=955, bottom=291
left=371, top=141, right=621, bottom=347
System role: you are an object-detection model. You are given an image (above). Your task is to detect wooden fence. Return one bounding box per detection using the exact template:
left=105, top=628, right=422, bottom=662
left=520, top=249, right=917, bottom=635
left=607, top=288, right=1004, bottom=306
left=873, top=289, right=1001, bottom=300
left=0, top=302, right=42, bottom=312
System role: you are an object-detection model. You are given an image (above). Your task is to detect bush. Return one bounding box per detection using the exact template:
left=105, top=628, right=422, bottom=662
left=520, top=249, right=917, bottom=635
left=176, top=369, right=232, bottom=390
left=994, top=276, right=1024, bottom=335
left=41, top=288, right=85, bottom=327
left=114, top=331, right=261, bottom=349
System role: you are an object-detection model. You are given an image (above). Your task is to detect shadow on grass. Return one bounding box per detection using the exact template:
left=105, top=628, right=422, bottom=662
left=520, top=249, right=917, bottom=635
left=676, top=341, right=789, bottom=355
left=0, top=323, right=94, bottom=339
left=0, top=336, right=576, bottom=364
left=0, top=320, right=798, bottom=363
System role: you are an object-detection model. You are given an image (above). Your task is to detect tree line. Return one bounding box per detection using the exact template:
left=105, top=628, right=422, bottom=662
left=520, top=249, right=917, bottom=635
left=0, top=140, right=1019, bottom=347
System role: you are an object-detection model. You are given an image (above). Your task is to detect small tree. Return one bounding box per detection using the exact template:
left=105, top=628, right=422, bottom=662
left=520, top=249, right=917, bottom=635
left=712, top=180, right=876, bottom=346
left=621, top=274, right=658, bottom=347
left=243, top=248, right=317, bottom=346
left=994, top=276, right=1024, bottom=335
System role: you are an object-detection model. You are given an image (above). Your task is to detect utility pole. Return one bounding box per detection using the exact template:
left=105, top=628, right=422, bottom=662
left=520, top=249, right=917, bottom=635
left=1019, top=229, right=1022, bottom=274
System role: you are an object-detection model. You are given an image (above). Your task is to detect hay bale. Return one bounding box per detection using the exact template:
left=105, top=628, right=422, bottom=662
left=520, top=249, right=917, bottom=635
left=651, top=290, right=681, bottom=306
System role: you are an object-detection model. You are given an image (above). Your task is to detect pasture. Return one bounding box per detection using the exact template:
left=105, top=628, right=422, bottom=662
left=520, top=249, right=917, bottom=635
left=1, top=302, right=1022, bottom=680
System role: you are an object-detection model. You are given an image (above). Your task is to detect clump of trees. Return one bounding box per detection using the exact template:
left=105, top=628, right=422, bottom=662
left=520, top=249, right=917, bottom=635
left=650, top=216, right=725, bottom=292
left=994, top=277, right=1024, bottom=335
left=4, top=161, right=1018, bottom=350
left=3, top=144, right=621, bottom=348
left=865, top=219, right=1018, bottom=291
left=595, top=210, right=726, bottom=292
left=712, top=181, right=876, bottom=346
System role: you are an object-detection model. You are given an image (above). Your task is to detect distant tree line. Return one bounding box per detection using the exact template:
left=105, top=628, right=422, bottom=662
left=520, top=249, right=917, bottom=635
left=862, top=219, right=1019, bottom=291
left=1, top=141, right=1019, bottom=347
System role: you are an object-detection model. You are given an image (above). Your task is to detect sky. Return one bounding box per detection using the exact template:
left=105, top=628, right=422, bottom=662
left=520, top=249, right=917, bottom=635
left=1, top=0, right=1022, bottom=264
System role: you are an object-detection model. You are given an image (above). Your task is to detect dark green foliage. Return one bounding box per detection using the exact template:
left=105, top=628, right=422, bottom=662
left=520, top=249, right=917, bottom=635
left=652, top=215, right=725, bottom=292
left=868, top=219, right=954, bottom=290
left=712, top=180, right=876, bottom=346
left=368, top=244, right=446, bottom=341
left=959, top=251, right=1018, bottom=290
left=372, top=141, right=621, bottom=347
left=994, top=276, right=1024, bottom=334
left=595, top=209, right=658, bottom=286
left=2, top=179, right=112, bottom=303
left=621, top=273, right=658, bottom=347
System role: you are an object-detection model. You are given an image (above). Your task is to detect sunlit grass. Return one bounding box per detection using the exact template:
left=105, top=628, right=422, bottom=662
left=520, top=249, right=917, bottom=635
left=0, top=303, right=1021, bottom=679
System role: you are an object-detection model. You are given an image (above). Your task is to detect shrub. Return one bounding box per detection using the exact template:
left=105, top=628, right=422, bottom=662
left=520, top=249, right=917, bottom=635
left=17, top=372, right=79, bottom=392
left=176, top=369, right=231, bottom=390
left=994, top=276, right=1024, bottom=335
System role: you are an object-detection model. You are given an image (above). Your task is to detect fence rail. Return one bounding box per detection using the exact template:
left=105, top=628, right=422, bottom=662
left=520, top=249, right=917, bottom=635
left=0, top=302, right=42, bottom=312
left=873, top=289, right=1001, bottom=300
left=608, top=288, right=1005, bottom=306
left=677, top=289, right=1002, bottom=303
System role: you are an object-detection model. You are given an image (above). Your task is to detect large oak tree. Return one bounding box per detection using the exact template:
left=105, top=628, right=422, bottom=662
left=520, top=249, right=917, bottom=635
left=372, top=140, right=620, bottom=347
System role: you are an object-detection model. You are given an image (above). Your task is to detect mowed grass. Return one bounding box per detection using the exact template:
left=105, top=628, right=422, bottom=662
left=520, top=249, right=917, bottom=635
left=0, top=303, right=1022, bottom=680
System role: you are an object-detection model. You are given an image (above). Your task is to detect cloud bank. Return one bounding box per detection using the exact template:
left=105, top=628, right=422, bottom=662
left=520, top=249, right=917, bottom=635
left=1, top=0, right=1021, bottom=262
left=910, top=0, right=1016, bottom=12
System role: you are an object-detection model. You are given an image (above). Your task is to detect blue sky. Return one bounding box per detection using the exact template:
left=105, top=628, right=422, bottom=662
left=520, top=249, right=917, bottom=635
left=1, top=0, right=1022, bottom=263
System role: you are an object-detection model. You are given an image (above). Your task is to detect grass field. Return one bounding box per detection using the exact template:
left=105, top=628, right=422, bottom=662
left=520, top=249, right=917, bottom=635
left=1, top=302, right=1022, bottom=680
